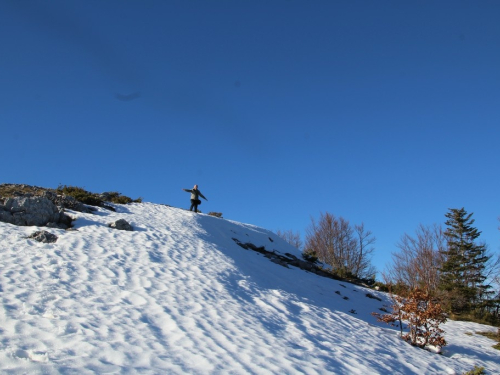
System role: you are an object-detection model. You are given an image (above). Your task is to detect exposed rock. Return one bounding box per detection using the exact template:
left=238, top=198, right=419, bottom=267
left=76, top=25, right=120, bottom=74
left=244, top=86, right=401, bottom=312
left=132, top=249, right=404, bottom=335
left=0, top=196, right=72, bottom=228
left=366, top=293, right=382, bottom=301
left=41, top=190, right=94, bottom=213
left=27, top=230, right=58, bottom=243
left=232, top=238, right=313, bottom=271
left=231, top=237, right=364, bottom=283
left=0, top=184, right=96, bottom=214
left=109, top=219, right=133, bottom=231
left=0, top=184, right=101, bottom=229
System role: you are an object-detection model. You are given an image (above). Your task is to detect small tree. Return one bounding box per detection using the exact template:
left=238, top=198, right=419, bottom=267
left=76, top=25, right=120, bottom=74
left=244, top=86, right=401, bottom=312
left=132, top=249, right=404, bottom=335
left=385, top=224, right=445, bottom=293
left=353, top=223, right=377, bottom=279
left=373, top=288, right=447, bottom=349
left=439, top=208, right=491, bottom=313
left=304, top=212, right=375, bottom=279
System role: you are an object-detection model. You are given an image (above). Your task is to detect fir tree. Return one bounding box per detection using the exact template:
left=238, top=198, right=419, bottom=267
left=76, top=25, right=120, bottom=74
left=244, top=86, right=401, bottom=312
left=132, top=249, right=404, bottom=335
left=439, top=208, right=491, bottom=313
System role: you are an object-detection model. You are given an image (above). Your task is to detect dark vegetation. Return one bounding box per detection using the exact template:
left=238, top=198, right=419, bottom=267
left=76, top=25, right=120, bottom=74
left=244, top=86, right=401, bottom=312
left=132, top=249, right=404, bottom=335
left=369, top=208, right=500, bottom=355
left=381, top=208, right=500, bottom=327
left=303, top=213, right=376, bottom=280
left=277, top=207, right=500, bottom=352
left=0, top=184, right=142, bottom=209
left=56, top=185, right=142, bottom=206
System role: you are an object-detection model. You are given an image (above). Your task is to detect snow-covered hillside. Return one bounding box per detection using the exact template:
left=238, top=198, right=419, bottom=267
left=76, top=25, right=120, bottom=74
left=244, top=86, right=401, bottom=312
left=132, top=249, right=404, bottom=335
left=0, top=203, right=498, bottom=374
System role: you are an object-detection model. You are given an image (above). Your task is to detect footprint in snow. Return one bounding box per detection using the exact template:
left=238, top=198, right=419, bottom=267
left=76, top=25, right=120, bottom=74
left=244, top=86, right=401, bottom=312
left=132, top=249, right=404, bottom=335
left=14, top=349, right=49, bottom=363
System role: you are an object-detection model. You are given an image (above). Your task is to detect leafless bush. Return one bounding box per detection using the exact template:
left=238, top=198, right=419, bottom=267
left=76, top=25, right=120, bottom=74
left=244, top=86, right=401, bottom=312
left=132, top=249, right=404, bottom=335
left=384, top=224, right=445, bottom=293
left=276, top=229, right=303, bottom=250
left=304, top=212, right=375, bottom=279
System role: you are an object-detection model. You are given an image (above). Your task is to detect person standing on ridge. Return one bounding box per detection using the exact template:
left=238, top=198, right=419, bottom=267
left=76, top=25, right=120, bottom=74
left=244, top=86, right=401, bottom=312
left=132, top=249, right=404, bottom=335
left=182, top=184, right=207, bottom=213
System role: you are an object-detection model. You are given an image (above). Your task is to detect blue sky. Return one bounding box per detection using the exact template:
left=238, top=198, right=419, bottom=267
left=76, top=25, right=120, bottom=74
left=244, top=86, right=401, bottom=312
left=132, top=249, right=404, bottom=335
left=1, top=0, right=499, bottom=276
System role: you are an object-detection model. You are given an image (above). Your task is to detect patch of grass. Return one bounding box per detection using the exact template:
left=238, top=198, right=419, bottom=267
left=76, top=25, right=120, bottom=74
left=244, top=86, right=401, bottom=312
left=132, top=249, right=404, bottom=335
left=476, top=331, right=498, bottom=340
left=57, top=185, right=103, bottom=206
left=463, top=366, right=486, bottom=375
left=476, top=328, right=500, bottom=351
left=56, top=185, right=141, bottom=206
left=449, top=312, right=500, bottom=327
left=0, top=184, right=49, bottom=198
left=104, top=192, right=142, bottom=204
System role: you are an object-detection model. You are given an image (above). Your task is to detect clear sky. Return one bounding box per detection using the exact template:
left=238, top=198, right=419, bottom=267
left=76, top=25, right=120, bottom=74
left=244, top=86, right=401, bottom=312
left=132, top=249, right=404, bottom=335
left=1, top=0, right=499, bottom=276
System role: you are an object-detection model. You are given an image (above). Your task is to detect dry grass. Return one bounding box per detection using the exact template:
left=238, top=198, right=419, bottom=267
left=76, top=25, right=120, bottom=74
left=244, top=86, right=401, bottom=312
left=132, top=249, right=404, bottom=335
left=0, top=184, right=51, bottom=197
left=0, top=184, right=141, bottom=206
left=475, top=329, right=500, bottom=351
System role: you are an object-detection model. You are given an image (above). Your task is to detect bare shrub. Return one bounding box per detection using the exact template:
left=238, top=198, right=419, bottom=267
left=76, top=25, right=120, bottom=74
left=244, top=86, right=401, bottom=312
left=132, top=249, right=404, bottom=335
left=304, top=212, right=375, bottom=279
left=384, top=224, right=445, bottom=293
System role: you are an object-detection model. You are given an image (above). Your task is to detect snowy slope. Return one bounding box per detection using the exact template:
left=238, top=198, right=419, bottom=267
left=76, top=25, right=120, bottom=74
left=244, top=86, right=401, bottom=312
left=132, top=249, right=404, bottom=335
left=0, top=203, right=499, bottom=374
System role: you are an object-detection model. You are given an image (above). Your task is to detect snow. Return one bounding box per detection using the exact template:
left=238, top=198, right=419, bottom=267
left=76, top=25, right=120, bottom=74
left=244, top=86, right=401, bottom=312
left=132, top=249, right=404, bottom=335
left=0, top=202, right=498, bottom=374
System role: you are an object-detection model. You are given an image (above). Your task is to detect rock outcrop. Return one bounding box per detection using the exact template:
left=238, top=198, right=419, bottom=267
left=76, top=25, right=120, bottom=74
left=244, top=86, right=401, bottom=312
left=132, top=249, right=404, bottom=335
left=0, top=184, right=95, bottom=229
left=0, top=195, right=73, bottom=229
left=41, top=190, right=94, bottom=213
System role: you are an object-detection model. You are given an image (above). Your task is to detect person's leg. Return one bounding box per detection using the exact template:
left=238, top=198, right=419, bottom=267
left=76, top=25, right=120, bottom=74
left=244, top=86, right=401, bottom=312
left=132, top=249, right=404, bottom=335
left=194, top=199, right=201, bottom=213
left=189, top=200, right=195, bottom=211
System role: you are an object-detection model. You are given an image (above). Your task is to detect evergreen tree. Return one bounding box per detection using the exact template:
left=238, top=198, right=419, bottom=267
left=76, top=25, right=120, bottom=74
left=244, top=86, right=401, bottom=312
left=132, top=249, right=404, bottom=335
left=439, top=208, right=491, bottom=313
